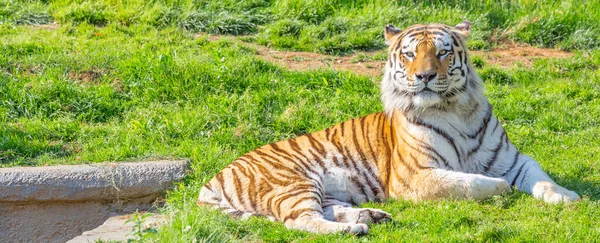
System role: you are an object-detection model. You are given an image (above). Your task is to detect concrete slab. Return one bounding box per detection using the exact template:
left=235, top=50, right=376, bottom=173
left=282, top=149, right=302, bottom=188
left=0, top=160, right=190, bottom=202
left=67, top=213, right=167, bottom=243
left=0, top=160, right=189, bottom=243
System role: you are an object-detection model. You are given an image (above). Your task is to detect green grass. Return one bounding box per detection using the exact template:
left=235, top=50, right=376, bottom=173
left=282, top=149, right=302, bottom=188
left=4, top=0, right=600, bottom=53
left=2, top=0, right=600, bottom=242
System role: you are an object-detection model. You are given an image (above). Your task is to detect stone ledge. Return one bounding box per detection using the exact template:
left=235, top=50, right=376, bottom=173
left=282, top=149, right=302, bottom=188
left=67, top=213, right=167, bottom=243
left=0, top=160, right=190, bottom=202
left=0, top=160, right=189, bottom=243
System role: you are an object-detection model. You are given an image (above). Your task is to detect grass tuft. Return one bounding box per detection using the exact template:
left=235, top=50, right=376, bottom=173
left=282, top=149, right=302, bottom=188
left=0, top=0, right=52, bottom=25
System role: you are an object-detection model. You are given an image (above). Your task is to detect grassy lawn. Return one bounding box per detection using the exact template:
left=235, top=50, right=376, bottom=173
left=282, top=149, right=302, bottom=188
left=2, top=0, right=600, bottom=242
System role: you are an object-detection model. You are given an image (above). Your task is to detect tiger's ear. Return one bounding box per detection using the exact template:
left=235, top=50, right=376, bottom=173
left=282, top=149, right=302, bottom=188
left=384, top=24, right=402, bottom=45
left=454, top=20, right=471, bottom=38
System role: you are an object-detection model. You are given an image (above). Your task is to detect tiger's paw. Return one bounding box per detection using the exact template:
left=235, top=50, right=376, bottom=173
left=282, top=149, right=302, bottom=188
left=329, top=206, right=391, bottom=225
left=344, top=223, right=369, bottom=235
left=356, top=209, right=392, bottom=225
left=533, top=182, right=580, bottom=204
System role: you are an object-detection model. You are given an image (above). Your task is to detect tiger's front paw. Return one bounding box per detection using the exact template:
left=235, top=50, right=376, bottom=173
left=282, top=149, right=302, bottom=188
left=533, top=182, right=580, bottom=204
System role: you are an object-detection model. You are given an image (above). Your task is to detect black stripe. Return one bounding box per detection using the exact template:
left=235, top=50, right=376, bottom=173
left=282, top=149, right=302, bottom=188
left=408, top=31, right=424, bottom=38
left=216, top=173, right=235, bottom=205
left=504, top=131, right=510, bottom=151
left=308, top=150, right=326, bottom=168
left=361, top=116, right=378, bottom=162
left=356, top=119, right=383, bottom=193
left=428, top=30, right=446, bottom=36
left=449, top=32, right=461, bottom=46
left=229, top=168, right=248, bottom=208
left=409, top=118, right=461, bottom=162
left=228, top=210, right=245, bottom=218
left=392, top=160, right=412, bottom=189
left=501, top=152, right=520, bottom=177
left=282, top=208, right=319, bottom=222
left=483, top=131, right=506, bottom=173
left=397, top=129, right=447, bottom=169
left=203, top=183, right=214, bottom=192
left=466, top=113, right=494, bottom=158
left=408, top=153, right=428, bottom=170
left=273, top=185, right=319, bottom=209
left=246, top=158, right=289, bottom=186
left=329, top=129, right=345, bottom=158
left=254, top=150, right=303, bottom=178
left=492, top=117, right=501, bottom=133
left=350, top=175, right=370, bottom=203
left=269, top=148, right=315, bottom=178
left=289, top=196, right=320, bottom=210
left=378, top=113, right=393, bottom=187
left=234, top=163, right=257, bottom=210
left=509, top=159, right=527, bottom=186
left=517, top=167, right=531, bottom=188
left=288, top=139, right=303, bottom=154
left=331, top=156, right=343, bottom=167
left=342, top=136, right=377, bottom=197
left=306, top=133, right=326, bottom=155
left=466, top=104, right=493, bottom=139
left=397, top=121, right=448, bottom=168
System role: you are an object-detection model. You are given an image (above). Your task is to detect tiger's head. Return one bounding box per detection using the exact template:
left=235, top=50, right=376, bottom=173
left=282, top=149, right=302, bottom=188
left=381, top=21, right=483, bottom=115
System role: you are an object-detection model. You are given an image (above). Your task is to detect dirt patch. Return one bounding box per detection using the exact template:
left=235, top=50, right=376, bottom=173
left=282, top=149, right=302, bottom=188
left=68, top=69, right=125, bottom=91
left=2, top=64, right=44, bottom=76
left=25, top=24, right=573, bottom=76
left=214, top=36, right=386, bottom=77
left=206, top=35, right=574, bottom=78
left=34, top=22, right=60, bottom=30
left=69, top=70, right=104, bottom=84
left=471, top=43, right=573, bottom=69
left=255, top=48, right=385, bottom=77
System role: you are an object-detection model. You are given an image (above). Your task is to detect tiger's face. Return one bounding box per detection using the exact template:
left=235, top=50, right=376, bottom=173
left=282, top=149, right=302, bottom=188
left=382, top=21, right=475, bottom=112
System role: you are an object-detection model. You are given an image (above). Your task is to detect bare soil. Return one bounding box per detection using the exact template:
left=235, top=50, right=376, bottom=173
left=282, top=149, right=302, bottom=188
left=34, top=22, right=60, bottom=30
left=32, top=24, right=572, bottom=78
left=68, top=69, right=103, bottom=84
left=472, top=43, right=573, bottom=69
left=207, top=35, right=573, bottom=78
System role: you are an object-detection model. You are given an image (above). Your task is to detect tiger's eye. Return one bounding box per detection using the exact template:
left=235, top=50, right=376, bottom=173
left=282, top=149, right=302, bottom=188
left=404, top=52, right=414, bottom=58
left=438, top=50, right=447, bottom=55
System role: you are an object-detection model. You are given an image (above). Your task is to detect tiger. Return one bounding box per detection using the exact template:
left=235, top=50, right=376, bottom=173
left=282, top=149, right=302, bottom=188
left=197, top=21, right=580, bottom=235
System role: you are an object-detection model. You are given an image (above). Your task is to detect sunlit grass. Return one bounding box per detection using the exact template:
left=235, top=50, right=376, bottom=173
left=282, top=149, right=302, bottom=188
left=1, top=1, right=600, bottom=242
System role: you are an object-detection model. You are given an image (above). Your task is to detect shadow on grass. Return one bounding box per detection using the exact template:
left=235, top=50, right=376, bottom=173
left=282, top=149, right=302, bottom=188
left=480, top=190, right=529, bottom=209
left=0, top=127, right=73, bottom=167
left=479, top=171, right=600, bottom=206
left=549, top=171, right=600, bottom=201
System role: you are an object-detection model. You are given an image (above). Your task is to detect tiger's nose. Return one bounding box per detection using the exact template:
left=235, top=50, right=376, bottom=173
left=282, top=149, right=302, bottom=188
left=415, top=71, right=437, bottom=83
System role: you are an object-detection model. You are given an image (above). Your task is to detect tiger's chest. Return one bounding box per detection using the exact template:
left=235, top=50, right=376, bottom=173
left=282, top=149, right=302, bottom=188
left=403, top=113, right=502, bottom=173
